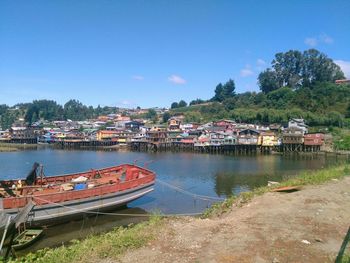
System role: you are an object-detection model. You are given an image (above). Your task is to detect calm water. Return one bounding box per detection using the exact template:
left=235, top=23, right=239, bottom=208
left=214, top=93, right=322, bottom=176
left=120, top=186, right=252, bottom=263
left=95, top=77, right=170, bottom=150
left=0, top=148, right=347, bottom=250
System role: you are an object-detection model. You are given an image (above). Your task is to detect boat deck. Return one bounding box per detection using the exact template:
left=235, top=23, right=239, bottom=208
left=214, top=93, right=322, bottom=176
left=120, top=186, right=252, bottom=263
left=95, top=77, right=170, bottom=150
left=0, top=164, right=155, bottom=210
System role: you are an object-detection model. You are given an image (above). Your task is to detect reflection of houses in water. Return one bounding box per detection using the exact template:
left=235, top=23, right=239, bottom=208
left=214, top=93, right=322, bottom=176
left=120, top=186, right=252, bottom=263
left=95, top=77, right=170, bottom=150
left=214, top=171, right=280, bottom=197
left=281, top=154, right=327, bottom=170
left=213, top=154, right=331, bottom=197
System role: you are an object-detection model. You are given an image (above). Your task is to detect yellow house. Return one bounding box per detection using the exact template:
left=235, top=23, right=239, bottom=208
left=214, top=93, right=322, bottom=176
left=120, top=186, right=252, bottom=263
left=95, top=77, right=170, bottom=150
left=168, top=118, right=181, bottom=130
left=96, top=130, right=118, bottom=141
left=261, top=132, right=278, bottom=146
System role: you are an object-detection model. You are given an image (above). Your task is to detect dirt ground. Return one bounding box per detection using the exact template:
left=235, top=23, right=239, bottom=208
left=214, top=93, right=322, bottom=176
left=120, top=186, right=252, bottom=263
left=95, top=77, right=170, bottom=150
left=120, top=177, right=350, bottom=263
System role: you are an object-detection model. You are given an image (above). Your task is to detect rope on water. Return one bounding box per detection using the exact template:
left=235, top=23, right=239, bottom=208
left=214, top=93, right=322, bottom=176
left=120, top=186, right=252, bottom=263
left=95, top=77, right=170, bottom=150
left=28, top=176, right=226, bottom=217
left=32, top=196, right=203, bottom=217
left=156, top=179, right=226, bottom=201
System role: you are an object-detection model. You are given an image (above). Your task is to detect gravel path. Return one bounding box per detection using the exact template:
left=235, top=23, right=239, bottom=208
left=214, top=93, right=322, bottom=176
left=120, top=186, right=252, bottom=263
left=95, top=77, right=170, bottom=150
left=120, top=177, right=350, bottom=263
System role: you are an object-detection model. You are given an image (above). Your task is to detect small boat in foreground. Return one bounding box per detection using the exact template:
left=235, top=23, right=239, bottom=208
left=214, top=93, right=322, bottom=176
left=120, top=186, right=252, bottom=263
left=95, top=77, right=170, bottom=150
left=12, top=229, right=44, bottom=250
left=0, top=163, right=156, bottom=226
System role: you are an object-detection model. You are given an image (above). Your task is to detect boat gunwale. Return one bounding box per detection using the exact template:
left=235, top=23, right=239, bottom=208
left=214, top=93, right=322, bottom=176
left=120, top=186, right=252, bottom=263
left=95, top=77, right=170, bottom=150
left=1, top=163, right=155, bottom=183
left=3, top=181, right=155, bottom=213
left=1, top=164, right=156, bottom=210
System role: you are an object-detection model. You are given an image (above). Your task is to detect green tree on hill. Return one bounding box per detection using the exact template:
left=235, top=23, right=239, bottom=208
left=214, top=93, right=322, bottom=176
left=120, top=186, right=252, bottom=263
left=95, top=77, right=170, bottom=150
left=212, top=79, right=236, bottom=102
left=212, top=83, right=224, bottom=102
left=145, top=109, right=157, bottom=120
left=25, top=100, right=64, bottom=123
left=346, top=103, right=350, bottom=118
left=64, top=99, right=92, bottom=120
left=258, top=49, right=345, bottom=93
left=258, top=69, right=280, bottom=93
left=178, top=100, right=187, bottom=108
left=0, top=105, right=8, bottom=116
left=162, top=112, right=171, bottom=123
left=171, top=102, right=179, bottom=109
left=301, top=49, right=344, bottom=86
left=189, top=98, right=205, bottom=105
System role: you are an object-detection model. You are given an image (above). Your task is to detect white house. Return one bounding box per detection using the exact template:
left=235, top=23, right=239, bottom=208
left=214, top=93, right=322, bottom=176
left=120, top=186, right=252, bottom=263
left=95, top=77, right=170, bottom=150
left=288, top=118, right=308, bottom=134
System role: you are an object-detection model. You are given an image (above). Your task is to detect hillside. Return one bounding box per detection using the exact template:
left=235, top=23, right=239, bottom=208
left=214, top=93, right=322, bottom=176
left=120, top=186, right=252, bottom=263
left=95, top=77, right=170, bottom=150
left=170, top=83, right=350, bottom=127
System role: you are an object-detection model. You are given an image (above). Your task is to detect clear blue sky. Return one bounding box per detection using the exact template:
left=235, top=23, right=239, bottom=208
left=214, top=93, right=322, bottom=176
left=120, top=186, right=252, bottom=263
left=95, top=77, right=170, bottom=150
left=1, top=0, right=350, bottom=108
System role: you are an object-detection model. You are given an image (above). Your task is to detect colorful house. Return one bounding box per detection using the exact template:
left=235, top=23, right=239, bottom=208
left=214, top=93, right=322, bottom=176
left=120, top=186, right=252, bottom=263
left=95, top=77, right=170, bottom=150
left=288, top=118, right=308, bottom=134
left=146, top=130, right=168, bottom=144
left=282, top=127, right=304, bottom=144
left=168, top=117, right=182, bottom=130
left=238, top=129, right=261, bottom=145
left=304, top=133, right=324, bottom=146
left=261, top=132, right=279, bottom=146
left=96, top=130, right=118, bottom=141
left=194, top=135, right=210, bottom=147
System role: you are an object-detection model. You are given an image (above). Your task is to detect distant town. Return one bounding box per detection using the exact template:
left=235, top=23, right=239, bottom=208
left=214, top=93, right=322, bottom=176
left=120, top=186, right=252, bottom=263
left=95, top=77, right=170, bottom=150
left=0, top=105, right=327, bottom=154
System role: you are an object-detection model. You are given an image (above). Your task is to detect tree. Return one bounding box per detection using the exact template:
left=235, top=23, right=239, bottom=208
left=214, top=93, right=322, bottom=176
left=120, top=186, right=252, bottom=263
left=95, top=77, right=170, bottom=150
left=212, top=79, right=236, bottom=102
left=162, top=112, right=171, bottom=123
left=212, top=83, right=224, bottom=102
left=266, top=87, right=295, bottom=109
left=200, top=102, right=226, bottom=117
left=64, top=99, right=91, bottom=120
left=24, top=100, right=64, bottom=124
left=0, top=104, right=8, bottom=116
left=184, top=111, right=202, bottom=123
left=25, top=104, right=38, bottom=123
left=346, top=103, right=350, bottom=118
left=178, top=100, right=187, bottom=108
left=189, top=98, right=205, bottom=106
left=272, top=50, right=303, bottom=89
left=145, top=109, right=157, bottom=120
left=326, top=111, right=344, bottom=127
left=293, top=87, right=316, bottom=111
left=0, top=110, right=16, bottom=130
left=261, top=49, right=345, bottom=90
left=258, top=69, right=280, bottom=93
left=222, top=79, right=236, bottom=97
left=171, top=102, right=179, bottom=109
left=301, top=49, right=344, bottom=86
left=223, top=97, right=236, bottom=111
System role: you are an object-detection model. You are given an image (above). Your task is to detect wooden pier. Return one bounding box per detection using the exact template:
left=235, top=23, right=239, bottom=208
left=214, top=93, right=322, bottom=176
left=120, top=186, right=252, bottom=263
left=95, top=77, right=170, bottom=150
left=0, top=138, right=38, bottom=144
left=54, top=140, right=120, bottom=149
left=0, top=139, right=323, bottom=154
left=129, top=142, right=299, bottom=155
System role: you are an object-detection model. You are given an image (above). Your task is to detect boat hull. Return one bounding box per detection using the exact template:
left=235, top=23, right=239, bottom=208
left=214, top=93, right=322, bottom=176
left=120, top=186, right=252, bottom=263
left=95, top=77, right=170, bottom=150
left=2, top=182, right=154, bottom=226
left=12, top=229, right=44, bottom=250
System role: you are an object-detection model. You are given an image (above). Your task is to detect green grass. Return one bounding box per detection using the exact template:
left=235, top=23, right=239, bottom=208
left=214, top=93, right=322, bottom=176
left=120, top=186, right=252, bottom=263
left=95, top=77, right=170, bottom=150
left=8, top=215, right=162, bottom=263
left=340, top=253, right=350, bottom=263
left=203, top=164, right=350, bottom=218
left=332, top=128, right=350, bottom=151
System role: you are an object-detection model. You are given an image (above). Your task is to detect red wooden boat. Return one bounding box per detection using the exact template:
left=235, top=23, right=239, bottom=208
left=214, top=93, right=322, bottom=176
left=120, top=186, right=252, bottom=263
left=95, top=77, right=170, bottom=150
left=0, top=163, right=156, bottom=226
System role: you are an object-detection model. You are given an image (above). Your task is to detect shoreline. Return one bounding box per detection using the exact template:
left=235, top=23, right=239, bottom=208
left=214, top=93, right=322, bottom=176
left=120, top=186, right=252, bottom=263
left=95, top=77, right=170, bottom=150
left=10, top=163, right=350, bottom=263
left=0, top=142, right=349, bottom=157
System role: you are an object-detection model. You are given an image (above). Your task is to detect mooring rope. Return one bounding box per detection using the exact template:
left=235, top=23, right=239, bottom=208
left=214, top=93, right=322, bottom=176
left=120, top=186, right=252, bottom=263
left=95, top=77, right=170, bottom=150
left=156, top=179, right=226, bottom=201
left=32, top=196, right=203, bottom=217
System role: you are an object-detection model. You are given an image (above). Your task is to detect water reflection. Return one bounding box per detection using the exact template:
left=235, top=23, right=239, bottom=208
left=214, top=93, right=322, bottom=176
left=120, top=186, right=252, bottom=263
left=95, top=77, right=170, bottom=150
left=214, top=154, right=348, bottom=196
